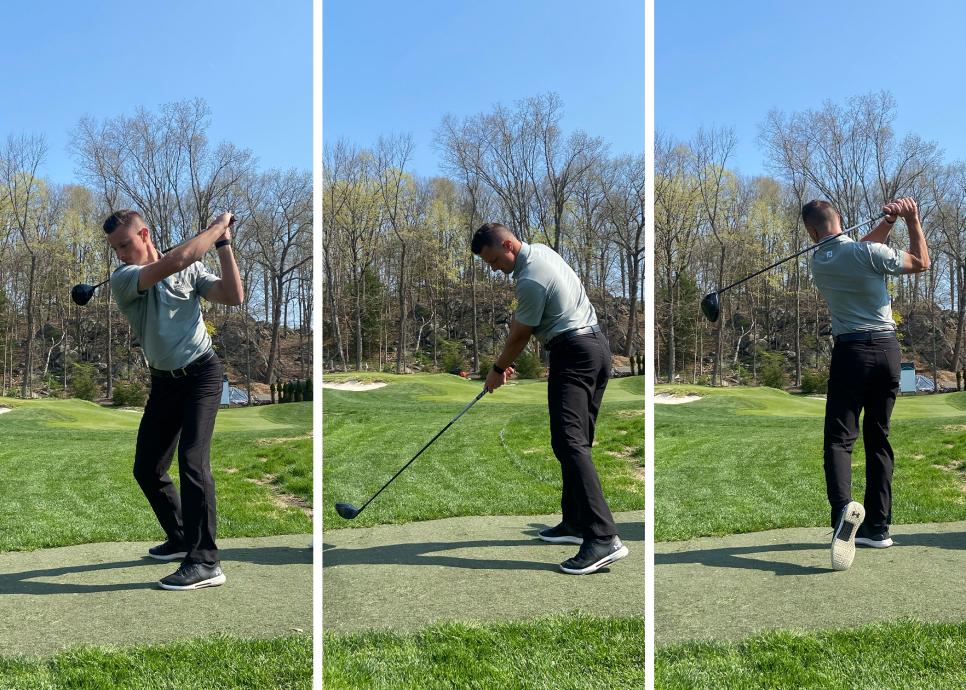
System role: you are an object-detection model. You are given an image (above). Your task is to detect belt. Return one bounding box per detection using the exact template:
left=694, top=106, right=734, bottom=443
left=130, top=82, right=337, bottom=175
left=150, top=349, right=216, bottom=379
left=546, top=324, right=602, bottom=350
left=834, top=330, right=896, bottom=345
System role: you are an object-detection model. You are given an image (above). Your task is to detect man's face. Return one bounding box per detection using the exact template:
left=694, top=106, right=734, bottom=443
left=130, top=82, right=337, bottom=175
left=478, top=239, right=516, bottom=275
left=107, top=223, right=151, bottom=266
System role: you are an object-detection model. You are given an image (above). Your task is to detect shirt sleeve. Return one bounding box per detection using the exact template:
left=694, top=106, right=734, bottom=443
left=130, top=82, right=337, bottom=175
left=866, top=243, right=905, bottom=276
left=190, top=261, right=221, bottom=299
left=109, top=264, right=144, bottom=307
left=514, top=278, right=547, bottom=327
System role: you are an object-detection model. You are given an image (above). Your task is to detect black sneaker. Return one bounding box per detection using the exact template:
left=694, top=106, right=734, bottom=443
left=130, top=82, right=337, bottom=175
left=831, top=501, right=865, bottom=571
left=855, top=525, right=893, bottom=548
left=537, top=522, right=583, bottom=545
left=560, top=536, right=628, bottom=575
left=147, top=539, right=187, bottom=561
left=158, top=562, right=226, bottom=591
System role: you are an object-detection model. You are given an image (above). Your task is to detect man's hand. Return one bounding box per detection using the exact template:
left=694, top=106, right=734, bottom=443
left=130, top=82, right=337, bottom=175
left=211, top=212, right=234, bottom=242
left=484, top=366, right=514, bottom=393
left=883, top=198, right=918, bottom=223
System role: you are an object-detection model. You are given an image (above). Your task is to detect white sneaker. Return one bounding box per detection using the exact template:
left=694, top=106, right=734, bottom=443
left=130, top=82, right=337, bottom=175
left=831, top=501, right=865, bottom=571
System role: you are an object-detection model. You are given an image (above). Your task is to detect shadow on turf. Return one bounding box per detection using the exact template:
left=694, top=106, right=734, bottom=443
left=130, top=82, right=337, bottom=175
left=0, top=545, right=310, bottom=595
left=321, top=520, right=641, bottom=573
left=655, top=530, right=966, bottom=576
left=655, top=542, right=831, bottom=576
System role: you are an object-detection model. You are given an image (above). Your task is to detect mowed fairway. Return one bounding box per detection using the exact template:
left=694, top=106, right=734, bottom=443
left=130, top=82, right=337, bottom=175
left=0, top=399, right=312, bottom=552
left=323, top=373, right=644, bottom=527
left=0, top=399, right=312, bottom=687
left=323, top=373, right=645, bottom=689
left=656, top=385, right=966, bottom=541
left=655, top=385, right=966, bottom=688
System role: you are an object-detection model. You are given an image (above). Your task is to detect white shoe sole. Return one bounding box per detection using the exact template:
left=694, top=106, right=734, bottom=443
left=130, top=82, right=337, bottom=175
left=538, top=533, right=583, bottom=545
left=831, top=501, right=865, bottom=571
left=560, top=545, right=629, bottom=575
left=148, top=551, right=187, bottom=562
left=158, top=573, right=226, bottom=591
left=855, top=536, right=893, bottom=548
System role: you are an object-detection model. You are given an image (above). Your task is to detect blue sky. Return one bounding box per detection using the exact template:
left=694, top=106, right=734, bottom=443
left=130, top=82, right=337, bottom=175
left=0, top=1, right=311, bottom=184
left=658, top=0, right=966, bottom=175
left=323, top=1, right=645, bottom=177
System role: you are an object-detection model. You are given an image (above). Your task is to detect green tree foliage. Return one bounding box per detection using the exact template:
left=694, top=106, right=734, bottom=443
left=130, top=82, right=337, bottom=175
left=112, top=379, right=147, bottom=407
left=70, top=363, right=99, bottom=401
left=515, top=351, right=543, bottom=379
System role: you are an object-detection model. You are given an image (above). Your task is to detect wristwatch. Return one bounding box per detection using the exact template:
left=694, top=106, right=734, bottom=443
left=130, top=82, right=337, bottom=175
left=492, top=364, right=506, bottom=374
left=215, top=239, right=231, bottom=249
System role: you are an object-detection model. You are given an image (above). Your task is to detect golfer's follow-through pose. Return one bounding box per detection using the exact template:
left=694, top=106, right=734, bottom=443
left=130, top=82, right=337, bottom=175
left=473, top=223, right=628, bottom=575
left=104, top=210, right=244, bottom=590
left=803, top=198, right=930, bottom=571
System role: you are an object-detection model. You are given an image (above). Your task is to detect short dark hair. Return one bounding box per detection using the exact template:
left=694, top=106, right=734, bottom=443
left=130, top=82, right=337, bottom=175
left=102, top=209, right=142, bottom=235
left=471, top=223, right=515, bottom=255
left=801, top=200, right=838, bottom=232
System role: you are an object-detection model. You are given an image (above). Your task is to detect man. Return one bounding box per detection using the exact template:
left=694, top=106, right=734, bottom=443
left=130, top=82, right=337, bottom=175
left=803, top=197, right=929, bottom=571
left=472, top=222, right=628, bottom=575
left=105, top=209, right=244, bottom=590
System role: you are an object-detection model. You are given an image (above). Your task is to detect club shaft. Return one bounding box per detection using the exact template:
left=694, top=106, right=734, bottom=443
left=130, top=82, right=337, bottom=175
left=356, top=389, right=487, bottom=514
left=715, top=214, right=885, bottom=296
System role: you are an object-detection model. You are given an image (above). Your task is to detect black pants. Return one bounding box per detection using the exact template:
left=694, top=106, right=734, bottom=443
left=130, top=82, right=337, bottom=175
left=133, top=354, right=223, bottom=565
left=548, top=331, right=618, bottom=540
left=823, top=337, right=900, bottom=531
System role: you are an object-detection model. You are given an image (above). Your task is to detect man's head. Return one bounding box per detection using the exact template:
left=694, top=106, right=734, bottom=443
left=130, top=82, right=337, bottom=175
left=472, top=223, right=521, bottom=275
left=103, top=210, right=153, bottom=265
left=801, top=200, right=842, bottom=242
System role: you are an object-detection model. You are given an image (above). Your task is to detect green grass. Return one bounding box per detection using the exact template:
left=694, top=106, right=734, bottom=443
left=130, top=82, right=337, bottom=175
left=323, top=615, right=644, bottom=690
left=0, top=634, right=311, bottom=689
left=0, top=399, right=312, bottom=552
left=655, top=385, right=966, bottom=541
left=657, top=619, right=966, bottom=689
left=322, top=373, right=643, bottom=528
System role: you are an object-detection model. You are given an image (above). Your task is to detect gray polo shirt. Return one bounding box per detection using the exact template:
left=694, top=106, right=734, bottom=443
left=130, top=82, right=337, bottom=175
left=809, top=234, right=906, bottom=337
left=512, top=242, right=598, bottom=344
left=111, top=258, right=219, bottom=370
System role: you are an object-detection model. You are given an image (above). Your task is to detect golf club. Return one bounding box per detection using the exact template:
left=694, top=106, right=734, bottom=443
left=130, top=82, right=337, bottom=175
left=335, top=388, right=487, bottom=520
left=700, top=213, right=887, bottom=322
left=70, top=215, right=236, bottom=306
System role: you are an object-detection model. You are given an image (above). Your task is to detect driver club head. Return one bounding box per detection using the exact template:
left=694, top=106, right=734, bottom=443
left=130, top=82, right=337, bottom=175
left=335, top=502, right=361, bottom=520
left=700, top=292, right=721, bottom=322
left=71, top=284, right=96, bottom=306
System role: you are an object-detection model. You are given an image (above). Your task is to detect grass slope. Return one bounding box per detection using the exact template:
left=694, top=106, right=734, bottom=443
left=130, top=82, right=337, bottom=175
left=657, top=619, right=966, bottom=689
left=323, top=615, right=644, bottom=690
left=0, top=399, right=312, bottom=552
left=322, top=373, right=643, bottom=528
left=0, top=634, right=311, bottom=690
left=656, top=385, right=966, bottom=541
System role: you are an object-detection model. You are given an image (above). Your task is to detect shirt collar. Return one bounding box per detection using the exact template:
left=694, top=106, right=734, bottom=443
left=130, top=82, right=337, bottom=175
left=512, top=242, right=531, bottom=279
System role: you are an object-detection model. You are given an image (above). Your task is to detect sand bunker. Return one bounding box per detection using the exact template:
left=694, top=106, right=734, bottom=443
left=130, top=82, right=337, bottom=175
left=0, top=407, right=11, bottom=414
left=322, top=380, right=387, bottom=392
left=654, top=393, right=701, bottom=405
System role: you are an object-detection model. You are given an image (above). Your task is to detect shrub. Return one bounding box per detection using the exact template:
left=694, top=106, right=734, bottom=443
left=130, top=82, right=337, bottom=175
left=515, top=351, right=543, bottom=379
left=477, top=355, right=494, bottom=378
left=757, top=351, right=786, bottom=390
left=70, top=363, right=99, bottom=401
left=801, top=369, right=829, bottom=395
left=113, top=379, right=147, bottom=407
left=441, top=340, right=466, bottom=374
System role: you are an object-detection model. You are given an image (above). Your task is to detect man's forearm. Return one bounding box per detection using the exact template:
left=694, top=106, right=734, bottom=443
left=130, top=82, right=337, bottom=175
left=907, top=215, right=930, bottom=268
left=216, top=245, right=244, bottom=304
left=169, top=223, right=227, bottom=269
left=495, top=332, right=530, bottom=370
left=860, top=219, right=894, bottom=244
